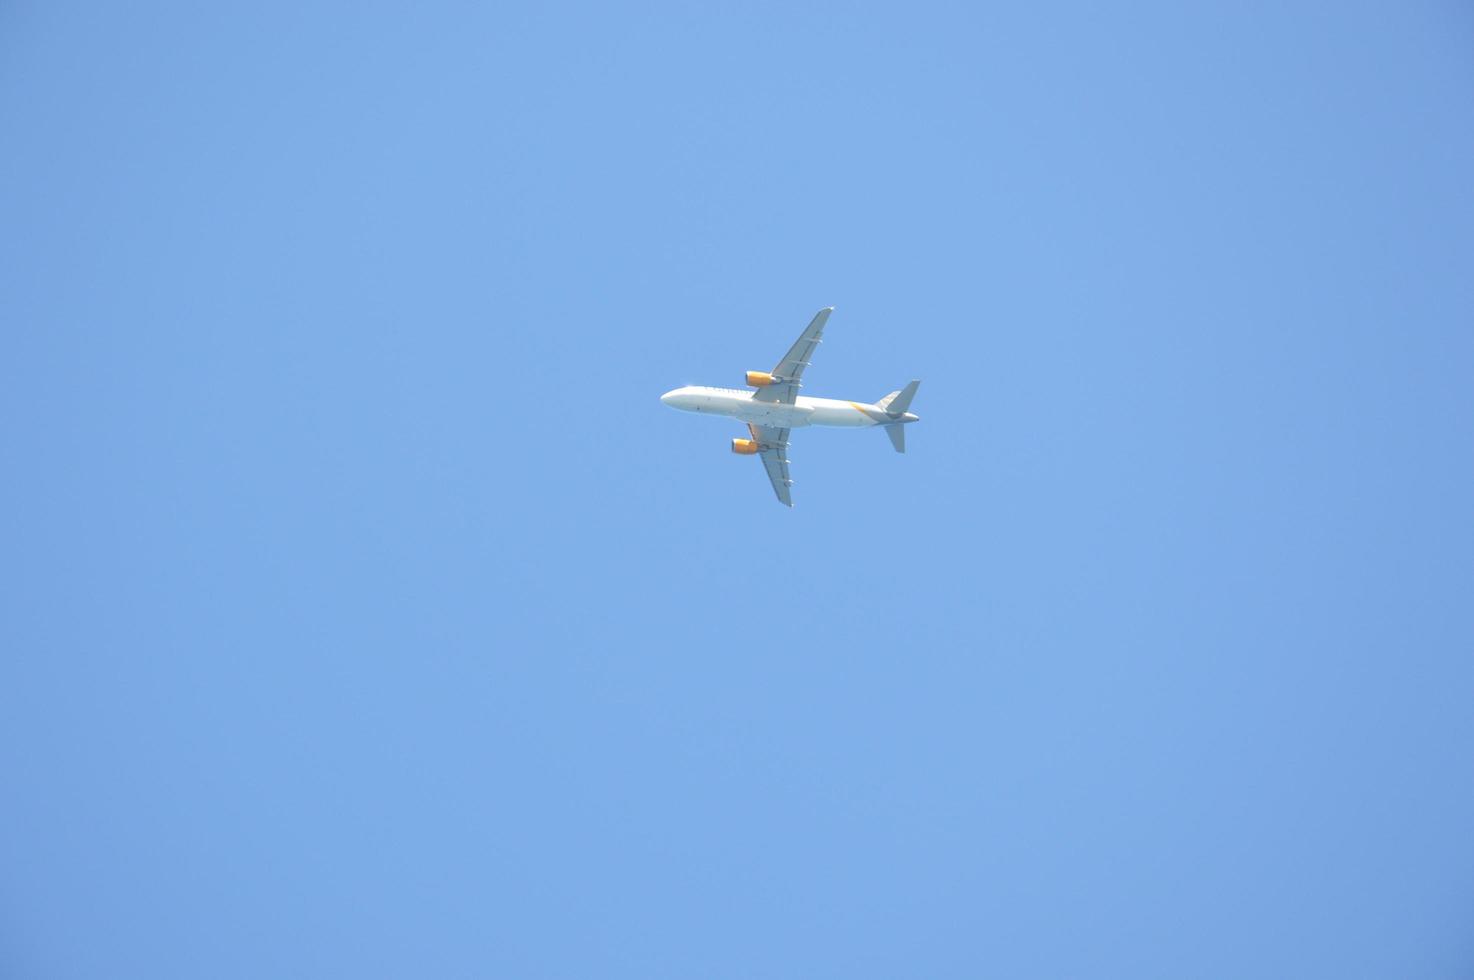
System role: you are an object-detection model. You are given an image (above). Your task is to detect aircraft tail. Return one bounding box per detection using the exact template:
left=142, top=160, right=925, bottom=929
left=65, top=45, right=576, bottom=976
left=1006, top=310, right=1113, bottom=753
left=876, top=380, right=920, bottom=416
left=877, top=380, right=919, bottom=454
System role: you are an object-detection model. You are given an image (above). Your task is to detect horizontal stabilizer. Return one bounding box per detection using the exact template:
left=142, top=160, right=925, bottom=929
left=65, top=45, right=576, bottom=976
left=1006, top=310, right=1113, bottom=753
left=885, top=380, right=920, bottom=417
left=885, top=424, right=905, bottom=453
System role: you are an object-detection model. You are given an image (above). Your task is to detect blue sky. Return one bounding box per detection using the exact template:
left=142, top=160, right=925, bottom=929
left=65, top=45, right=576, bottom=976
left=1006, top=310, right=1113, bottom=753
left=3, top=2, right=1472, bottom=977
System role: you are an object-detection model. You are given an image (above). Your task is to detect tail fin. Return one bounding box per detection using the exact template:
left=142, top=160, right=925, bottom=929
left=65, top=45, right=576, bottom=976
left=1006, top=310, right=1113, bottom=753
left=884, top=424, right=905, bottom=453
left=880, top=380, right=920, bottom=416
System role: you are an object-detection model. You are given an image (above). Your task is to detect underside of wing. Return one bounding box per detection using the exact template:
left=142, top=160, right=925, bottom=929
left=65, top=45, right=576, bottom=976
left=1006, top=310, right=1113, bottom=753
left=748, top=423, right=793, bottom=506
left=753, top=307, right=832, bottom=405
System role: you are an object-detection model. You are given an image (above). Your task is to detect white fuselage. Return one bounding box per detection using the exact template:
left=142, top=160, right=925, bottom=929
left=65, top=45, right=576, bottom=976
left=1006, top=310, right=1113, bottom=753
left=660, top=386, right=888, bottom=428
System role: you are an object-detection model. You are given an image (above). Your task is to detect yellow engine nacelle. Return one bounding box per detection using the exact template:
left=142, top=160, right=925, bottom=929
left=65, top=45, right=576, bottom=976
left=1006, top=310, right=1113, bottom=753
left=745, top=371, right=776, bottom=387
left=731, top=438, right=759, bottom=455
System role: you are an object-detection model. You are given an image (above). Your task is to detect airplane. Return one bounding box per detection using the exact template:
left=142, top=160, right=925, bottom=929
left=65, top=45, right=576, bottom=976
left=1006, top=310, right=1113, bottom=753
left=660, top=307, right=920, bottom=506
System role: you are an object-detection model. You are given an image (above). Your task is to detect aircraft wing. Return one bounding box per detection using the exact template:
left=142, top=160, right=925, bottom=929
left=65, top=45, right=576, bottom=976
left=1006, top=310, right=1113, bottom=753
left=753, top=307, right=832, bottom=405
left=748, top=423, right=793, bottom=507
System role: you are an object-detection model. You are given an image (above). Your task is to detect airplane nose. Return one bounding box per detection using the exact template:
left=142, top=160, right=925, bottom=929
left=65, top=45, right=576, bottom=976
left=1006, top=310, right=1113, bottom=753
left=661, top=389, right=680, bottom=406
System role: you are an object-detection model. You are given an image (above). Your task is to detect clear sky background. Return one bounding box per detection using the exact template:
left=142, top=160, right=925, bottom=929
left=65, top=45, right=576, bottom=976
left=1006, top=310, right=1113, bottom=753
left=3, top=2, right=1472, bottom=977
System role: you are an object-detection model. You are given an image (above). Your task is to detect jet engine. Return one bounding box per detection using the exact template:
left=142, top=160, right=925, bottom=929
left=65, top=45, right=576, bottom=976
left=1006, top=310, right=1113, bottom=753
left=730, top=438, right=759, bottom=455
left=745, top=371, right=775, bottom=387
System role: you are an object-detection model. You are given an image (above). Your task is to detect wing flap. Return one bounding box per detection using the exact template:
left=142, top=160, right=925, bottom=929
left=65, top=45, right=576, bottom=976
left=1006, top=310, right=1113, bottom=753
left=748, top=423, right=793, bottom=506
